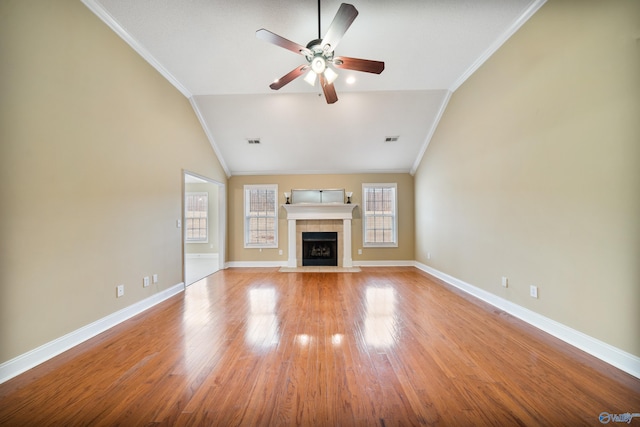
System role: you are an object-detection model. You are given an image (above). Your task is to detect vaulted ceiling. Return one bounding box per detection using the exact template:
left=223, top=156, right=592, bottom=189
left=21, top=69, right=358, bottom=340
left=83, top=0, right=545, bottom=176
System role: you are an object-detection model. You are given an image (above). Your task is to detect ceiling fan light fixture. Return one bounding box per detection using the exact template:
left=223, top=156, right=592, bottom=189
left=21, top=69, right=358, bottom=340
left=324, top=67, right=338, bottom=84
left=303, top=69, right=317, bottom=86
left=311, top=56, right=326, bottom=74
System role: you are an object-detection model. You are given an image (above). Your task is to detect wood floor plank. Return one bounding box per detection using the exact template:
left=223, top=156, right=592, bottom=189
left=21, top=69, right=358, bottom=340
left=1, top=267, right=638, bottom=425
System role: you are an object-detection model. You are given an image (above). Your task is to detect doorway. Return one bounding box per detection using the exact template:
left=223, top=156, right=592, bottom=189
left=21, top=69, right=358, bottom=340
left=183, top=171, right=226, bottom=286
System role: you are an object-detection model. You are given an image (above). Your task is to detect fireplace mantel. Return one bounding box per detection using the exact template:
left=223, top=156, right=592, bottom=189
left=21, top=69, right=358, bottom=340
left=282, top=204, right=358, bottom=267
left=282, top=203, right=357, bottom=220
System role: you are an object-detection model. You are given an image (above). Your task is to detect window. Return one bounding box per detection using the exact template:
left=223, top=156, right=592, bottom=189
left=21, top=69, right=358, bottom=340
left=362, top=183, right=397, bottom=247
left=244, top=184, right=278, bottom=248
left=185, top=192, right=208, bottom=242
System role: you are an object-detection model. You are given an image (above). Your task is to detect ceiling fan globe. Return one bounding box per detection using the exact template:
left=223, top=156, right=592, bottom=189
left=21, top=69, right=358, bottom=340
left=311, top=56, right=326, bottom=74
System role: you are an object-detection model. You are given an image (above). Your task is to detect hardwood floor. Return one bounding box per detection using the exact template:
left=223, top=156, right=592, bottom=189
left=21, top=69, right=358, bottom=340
left=1, top=267, right=638, bottom=426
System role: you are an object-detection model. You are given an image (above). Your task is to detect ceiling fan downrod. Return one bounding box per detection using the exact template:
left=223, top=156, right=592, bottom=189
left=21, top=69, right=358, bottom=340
left=317, top=0, right=321, bottom=40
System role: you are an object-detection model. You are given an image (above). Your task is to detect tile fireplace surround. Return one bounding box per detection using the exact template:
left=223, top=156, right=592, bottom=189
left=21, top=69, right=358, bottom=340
left=282, top=204, right=357, bottom=268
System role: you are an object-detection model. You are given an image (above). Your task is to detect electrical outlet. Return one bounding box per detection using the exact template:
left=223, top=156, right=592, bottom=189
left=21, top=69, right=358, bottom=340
left=501, top=277, right=508, bottom=288
left=152, top=274, right=158, bottom=284
left=427, top=252, right=431, bottom=260
left=143, top=276, right=150, bottom=287
left=358, top=248, right=362, bottom=255
left=279, top=249, right=283, bottom=256
left=530, top=285, right=538, bottom=298
left=176, top=219, right=181, bottom=228
left=116, top=284, right=124, bottom=298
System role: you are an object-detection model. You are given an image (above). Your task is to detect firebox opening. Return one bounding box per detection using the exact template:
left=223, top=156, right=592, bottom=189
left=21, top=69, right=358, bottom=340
left=302, top=232, right=338, bottom=267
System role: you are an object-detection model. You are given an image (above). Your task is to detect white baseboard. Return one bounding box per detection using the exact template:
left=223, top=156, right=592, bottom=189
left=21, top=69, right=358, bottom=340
left=354, top=260, right=415, bottom=267
left=225, top=261, right=287, bottom=268
left=6, top=264, right=636, bottom=383
left=414, top=262, right=640, bottom=379
left=0, top=282, right=185, bottom=384
left=224, top=260, right=415, bottom=268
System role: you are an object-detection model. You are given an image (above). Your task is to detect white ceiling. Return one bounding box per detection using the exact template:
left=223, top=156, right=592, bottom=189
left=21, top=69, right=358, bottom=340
left=83, top=0, right=545, bottom=176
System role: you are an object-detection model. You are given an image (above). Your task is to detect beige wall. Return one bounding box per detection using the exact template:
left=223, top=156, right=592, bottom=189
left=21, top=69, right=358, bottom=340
left=414, top=0, right=640, bottom=356
left=3, top=0, right=636, bottom=369
left=0, top=0, right=227, bottom=363
left=228, top=174, right=414, bottom=263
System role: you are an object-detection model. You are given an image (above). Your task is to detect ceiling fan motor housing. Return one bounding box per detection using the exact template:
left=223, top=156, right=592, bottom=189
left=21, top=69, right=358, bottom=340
left=305, top=38, right=334, bottom=73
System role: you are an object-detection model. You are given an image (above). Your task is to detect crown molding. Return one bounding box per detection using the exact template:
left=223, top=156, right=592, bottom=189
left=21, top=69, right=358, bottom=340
left=449, top=0, right=547, bottom=92
left=81, top=0, right=191, bottom=98
left=229, top=168, right=412, bottom=177
left=189, top=98, right=232, bottom=178
left=410, top=90, right=452, bottom=175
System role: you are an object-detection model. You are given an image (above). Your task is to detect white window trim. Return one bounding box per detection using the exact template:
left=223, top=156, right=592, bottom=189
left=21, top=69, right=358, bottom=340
left=185, top=191, right=208, bottom=243
left=362, top=183, right=398, bottom=248
left=244, top=184, right=278, bottom=249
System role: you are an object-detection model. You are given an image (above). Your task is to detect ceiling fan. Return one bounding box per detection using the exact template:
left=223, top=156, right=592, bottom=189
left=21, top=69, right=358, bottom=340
left=256, top=1, right=384, bottom=104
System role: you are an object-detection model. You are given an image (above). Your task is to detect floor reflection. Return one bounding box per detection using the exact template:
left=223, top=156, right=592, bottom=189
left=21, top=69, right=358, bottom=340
left=364, top=286, right=398, bottom=347
left=182, top=282, right=224, bottom=373
left=246, top=288, right=279, bottom=349
left=331, top=333, right=344, bottom=346
left=295, top=334, right=312, bottom=346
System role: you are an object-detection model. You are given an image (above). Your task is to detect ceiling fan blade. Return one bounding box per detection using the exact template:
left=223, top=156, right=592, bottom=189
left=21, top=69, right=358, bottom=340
left=269, top=65, right=309, bottom=90
left=333, top=57, right=385, bottom=74
left=319, top=73, right=338, bottom=104
left=321, top=3, right=358, bottom=52
left=256, top=29, right=312, bottom=56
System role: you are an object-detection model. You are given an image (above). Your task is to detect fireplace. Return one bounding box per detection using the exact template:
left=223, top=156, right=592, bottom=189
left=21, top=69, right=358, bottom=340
left=283, top=203, right=356, bottom=268
left=302, top=232, right=338, bottom=266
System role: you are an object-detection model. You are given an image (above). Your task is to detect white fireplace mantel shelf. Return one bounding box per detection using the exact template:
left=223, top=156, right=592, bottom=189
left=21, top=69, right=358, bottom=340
left=282, top=203, right=357, bottom=220
left=282, top=204, right=358, bottom=268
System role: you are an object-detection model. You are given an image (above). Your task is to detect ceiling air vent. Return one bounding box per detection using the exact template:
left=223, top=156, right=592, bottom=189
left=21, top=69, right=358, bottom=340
left=247, top=138, right=261, bottom=144
left=384, top=136, right=399, bottom=143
